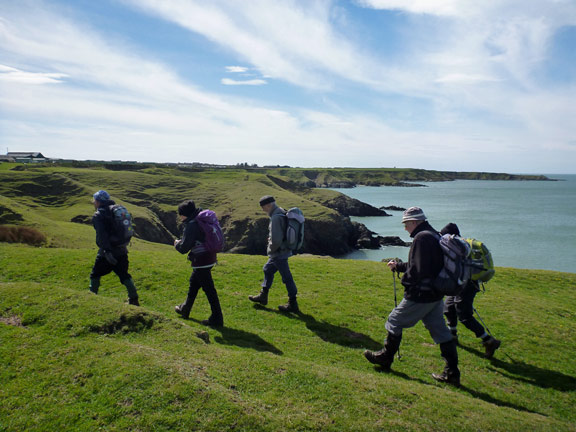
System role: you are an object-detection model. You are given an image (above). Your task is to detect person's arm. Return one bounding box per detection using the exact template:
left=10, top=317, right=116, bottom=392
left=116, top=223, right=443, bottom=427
left=268, top=214, right=285, bottom=253
left=174, top=221, right=199, bottom=254
left=93, top=212, right=112, bottom=251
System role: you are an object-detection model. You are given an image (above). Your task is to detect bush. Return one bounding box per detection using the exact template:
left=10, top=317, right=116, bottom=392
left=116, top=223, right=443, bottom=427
left=0, top=225, right=47, bottom=246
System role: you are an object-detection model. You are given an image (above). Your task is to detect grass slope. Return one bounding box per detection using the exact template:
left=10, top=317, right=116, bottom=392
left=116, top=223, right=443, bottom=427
left=1, top=244, right=575, bottom=431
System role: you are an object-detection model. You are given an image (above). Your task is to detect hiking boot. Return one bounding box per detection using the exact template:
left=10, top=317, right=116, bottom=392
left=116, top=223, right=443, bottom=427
left=363, top=349, right=393, bottom=371
left=174, top=304, right=190, bottom=319
left=201, top=318, right=223, bottom=328
left=432, top=368, right=461, bottom=387
left=483, top=336, right=501, bottom=359
left=248, top=289, right=268, bottom=306
left=278, top=297, right=299, bottom=313
left=128, top=297, right=140, bottom=306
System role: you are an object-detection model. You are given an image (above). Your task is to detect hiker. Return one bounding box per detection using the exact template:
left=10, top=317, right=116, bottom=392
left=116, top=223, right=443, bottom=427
left=249, top=195, right=300, bottom=313
left=440, top=222, right=501, bottom=358
left=364, top=207, right=461, bottom=386
left=174, top=199, right=223, bottom=327
left=89, top=190, right=139, bottom=305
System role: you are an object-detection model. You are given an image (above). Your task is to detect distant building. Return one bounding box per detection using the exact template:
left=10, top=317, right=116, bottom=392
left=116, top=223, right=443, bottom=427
left=6, top=152, right=48, bottom=163
left=0, top=154, right=15, bottom=162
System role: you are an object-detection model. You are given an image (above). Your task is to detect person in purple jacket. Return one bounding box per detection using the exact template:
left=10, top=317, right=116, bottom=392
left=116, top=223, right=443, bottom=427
left=173, top=199, right=223, bottom=327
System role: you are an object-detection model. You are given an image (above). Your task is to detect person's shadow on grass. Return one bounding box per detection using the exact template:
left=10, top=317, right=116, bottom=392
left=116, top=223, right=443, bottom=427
left=190, top=319, right=283, bottom=355
left=459, top=343, right=576, bottom=392
left=254, top=305, right=381, bottom=350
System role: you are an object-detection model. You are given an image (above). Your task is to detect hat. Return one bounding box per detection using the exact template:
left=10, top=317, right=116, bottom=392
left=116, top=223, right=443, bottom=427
left=441, top=223, right=460, bottom=236
left=401, top=206, right=427, bottom=223
left=259, top=195, right=275, bottom=206
left=178, top=200, right=197, bottom=217
left=93, top=190, right=110, bottom=202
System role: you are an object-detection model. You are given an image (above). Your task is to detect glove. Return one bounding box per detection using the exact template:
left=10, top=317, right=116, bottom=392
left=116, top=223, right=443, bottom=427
left=104, top=251, right=118, bottom=266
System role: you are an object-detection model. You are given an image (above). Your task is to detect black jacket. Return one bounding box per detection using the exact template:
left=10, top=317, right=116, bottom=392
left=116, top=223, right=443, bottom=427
left=395, top=221, right=444, bottom=303
left=174, top=209, right=217, bottom=269
left=92, top=200, right=128, bottom=256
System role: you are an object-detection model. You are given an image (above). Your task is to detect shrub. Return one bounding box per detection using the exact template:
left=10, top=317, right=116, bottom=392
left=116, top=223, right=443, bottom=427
left=0, top=225, right=47, bottom=246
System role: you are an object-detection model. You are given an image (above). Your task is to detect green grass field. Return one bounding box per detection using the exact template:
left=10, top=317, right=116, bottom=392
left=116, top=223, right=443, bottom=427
left=1, top=243, right=575, bottom=431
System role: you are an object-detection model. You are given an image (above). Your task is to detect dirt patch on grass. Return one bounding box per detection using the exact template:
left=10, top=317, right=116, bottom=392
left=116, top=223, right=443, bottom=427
left=0, top=314, right=26, bottom=327
left=88, top=310, right=159, bottom=335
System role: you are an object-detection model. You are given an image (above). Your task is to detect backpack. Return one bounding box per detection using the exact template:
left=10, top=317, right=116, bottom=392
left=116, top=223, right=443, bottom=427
left=195, top=209, right=225, bottom=253
left=432, top=234, right=472, bottom=296
left=465, top=238, right=495, bottom=282
left=108, top=204, right=134, bottom=245
left=284, top=207, right=305, bottom=252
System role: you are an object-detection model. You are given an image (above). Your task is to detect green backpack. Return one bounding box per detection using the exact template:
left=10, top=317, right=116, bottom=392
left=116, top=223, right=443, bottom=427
left=465, top=238, right=495, bottom=282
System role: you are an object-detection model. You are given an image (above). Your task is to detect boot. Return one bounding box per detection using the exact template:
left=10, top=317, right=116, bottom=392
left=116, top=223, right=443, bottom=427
left=201, top=317, right=224, bottom=328
left=483, top=336, right=501, bottom=359
left=278, top=296, right=299, bottom=313
left=363, top=332, right=402, bottom=371
left=128, top=297, right=140, bottom=306
left=175, top=303, right=191, bottom=319
left=89, top=278, right=100, bottom=294
left=123, top=278, right=139, bottom=305
left=433, top=339, right=460, bottom=386
left=432, top=367, right=461, bottom=386
left=249, top=289, right=269, bottom=305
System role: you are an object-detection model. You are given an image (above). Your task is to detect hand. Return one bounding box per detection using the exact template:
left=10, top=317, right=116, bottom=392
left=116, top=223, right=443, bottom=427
left=104, top=251, right=118, bottom=266
left=174, top=239, right=180, bottom=247
left=387, top=260, right=397, bottom=272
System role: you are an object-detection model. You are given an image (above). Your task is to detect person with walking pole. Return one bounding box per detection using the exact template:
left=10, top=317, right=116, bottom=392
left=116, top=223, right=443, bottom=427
left=440, top=223, right=501, bottom=359
left=364, top=207, right=461, bottom=386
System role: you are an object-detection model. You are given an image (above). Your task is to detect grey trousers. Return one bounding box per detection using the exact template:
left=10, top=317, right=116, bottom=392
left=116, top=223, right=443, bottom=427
left=385, top=298, right=453, bottom=344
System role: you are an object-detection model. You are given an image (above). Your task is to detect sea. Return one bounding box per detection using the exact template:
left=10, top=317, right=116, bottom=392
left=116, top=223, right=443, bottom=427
left=333, top=174, right=576, bottom=274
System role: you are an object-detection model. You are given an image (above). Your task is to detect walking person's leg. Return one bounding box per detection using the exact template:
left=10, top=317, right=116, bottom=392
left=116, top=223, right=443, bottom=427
left=175, top=269, right=201, bottom=319
left=198, top=268, right=223, bottom=326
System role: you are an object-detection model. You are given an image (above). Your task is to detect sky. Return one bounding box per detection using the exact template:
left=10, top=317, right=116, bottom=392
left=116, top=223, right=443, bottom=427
left=1, top=0, right=575, bottom=174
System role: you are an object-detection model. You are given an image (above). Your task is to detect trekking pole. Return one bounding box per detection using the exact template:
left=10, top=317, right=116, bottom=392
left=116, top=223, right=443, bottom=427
left=392, top=269, right=402, bottom=360
left=473, top=306, right=495, bottom=338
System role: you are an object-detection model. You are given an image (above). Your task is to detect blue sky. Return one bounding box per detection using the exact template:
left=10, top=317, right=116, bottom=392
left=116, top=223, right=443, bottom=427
left=1, top=0, right=575, bottom=173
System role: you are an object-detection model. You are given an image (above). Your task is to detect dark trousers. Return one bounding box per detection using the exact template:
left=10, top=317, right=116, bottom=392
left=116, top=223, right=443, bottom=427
left=183, top=267, right=222, bottom=321
left=444, top=281, right=485, bottom=337
left=262, top=257, right=297, bottom=297
left=90, top=254, right=131, bottom=283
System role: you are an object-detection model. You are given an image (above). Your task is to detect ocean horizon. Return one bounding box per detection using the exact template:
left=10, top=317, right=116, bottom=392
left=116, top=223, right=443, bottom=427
left=333, top=174, right=576, bottom=274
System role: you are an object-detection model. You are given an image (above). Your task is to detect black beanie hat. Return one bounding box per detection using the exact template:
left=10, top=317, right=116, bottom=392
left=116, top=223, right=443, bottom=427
left=259, top=195, right=275, bottom=206
left=178, top=200, right=197, bottom=217
left=441, top=223, right=461, bottom=236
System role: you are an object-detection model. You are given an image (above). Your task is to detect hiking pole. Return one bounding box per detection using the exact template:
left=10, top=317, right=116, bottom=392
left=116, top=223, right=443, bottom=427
left=392, top=269, right=402, bottom=360
left=473, top=306, right=495, bottom=338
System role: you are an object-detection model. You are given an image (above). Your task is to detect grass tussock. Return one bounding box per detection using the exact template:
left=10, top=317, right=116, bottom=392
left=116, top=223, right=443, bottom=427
left=0, top=225, right=47, bottom=246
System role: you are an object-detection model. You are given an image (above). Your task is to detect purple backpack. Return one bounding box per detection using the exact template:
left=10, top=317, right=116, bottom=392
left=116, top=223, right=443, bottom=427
left=195, top=210, right=225, bottom=253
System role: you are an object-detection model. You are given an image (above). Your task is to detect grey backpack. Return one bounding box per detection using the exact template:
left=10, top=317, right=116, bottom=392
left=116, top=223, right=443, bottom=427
left=284, top=208, right=305, bottom=251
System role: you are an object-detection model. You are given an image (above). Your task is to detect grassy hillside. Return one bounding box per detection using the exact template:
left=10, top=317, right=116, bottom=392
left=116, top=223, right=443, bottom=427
left=1, top=243, right=575, bottom=431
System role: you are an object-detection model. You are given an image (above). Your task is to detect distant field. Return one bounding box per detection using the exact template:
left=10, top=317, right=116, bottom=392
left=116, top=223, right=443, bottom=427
left=1, top=243, right=575, bottom=431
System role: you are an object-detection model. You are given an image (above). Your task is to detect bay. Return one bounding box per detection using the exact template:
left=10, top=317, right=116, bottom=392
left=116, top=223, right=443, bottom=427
left=333, top=175, right=576, bottom=274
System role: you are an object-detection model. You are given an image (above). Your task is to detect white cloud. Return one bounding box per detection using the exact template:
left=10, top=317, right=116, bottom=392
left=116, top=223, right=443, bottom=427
left=221, top=78, right=267, bottom=86
left=0, top=64, right=68, bottom=84
left=225, top=66, right=249, bottom=73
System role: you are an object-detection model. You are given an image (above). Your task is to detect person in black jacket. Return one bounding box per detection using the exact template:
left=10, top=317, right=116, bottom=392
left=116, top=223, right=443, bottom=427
left=89, top=190, right=139, bottom=305
left=441, top=223, right=501, bottom=358
left=363, top=207, right=461, bottom=386
left=174, top=200, right=223, bottom=327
